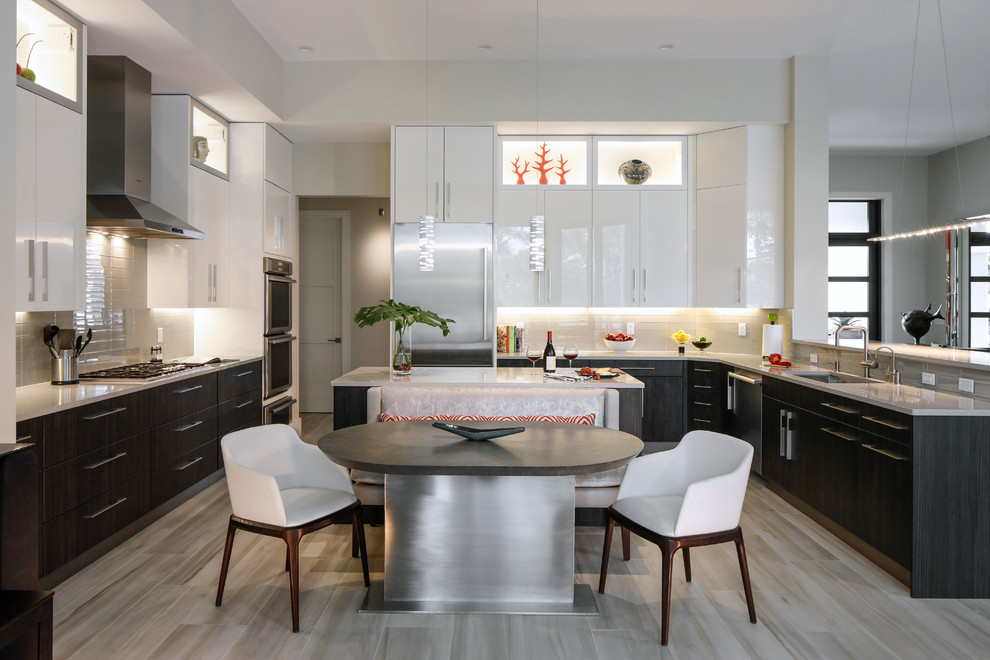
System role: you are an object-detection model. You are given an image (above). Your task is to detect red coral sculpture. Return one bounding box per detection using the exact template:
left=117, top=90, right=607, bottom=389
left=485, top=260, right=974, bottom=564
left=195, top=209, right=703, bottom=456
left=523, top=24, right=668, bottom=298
left=533, top=142, right=553, bottom=185
left=554, top=155, right=570, bottom=185
left=510, top=156, right=531, bottom=185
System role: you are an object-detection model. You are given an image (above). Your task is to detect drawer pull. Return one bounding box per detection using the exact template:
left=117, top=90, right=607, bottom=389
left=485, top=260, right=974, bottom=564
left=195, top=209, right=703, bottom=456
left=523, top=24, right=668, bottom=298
left=693, top=401, right=712, bottom=407
left=862, top=443, right=910, bottom=461
left=235, top=400, right=254, bottom=409
left=82, top=406, right=127, bottom=421
left=820, top=402, right=857, bottom=415
left=693, top=385, right=712, bottom=390
left=175, top=384, right=204, bottom=394
left=84, top=452, right=127, bottom=470
left=862, top=415, right=910, bottom=431
left=84, top=497, right=127, bottom=519
left=692, top=418, right=712, bottom=424
left=693, top=368, right=712, bottom=373
left=820, top=427, right=858, bottom=442
left=175, top=420, right=204, bottom=433
left=233, top=370, right=254, bottom=378
left=176, top=456, right=204, bottom=471
left=15, top=434, right=31, bottom=442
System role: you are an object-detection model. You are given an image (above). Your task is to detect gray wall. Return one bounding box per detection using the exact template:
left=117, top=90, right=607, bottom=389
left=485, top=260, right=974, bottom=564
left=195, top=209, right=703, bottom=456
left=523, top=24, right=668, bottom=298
left=829, top=154, right=933, bottom=343
left=298, top=197, right=391, bottom=370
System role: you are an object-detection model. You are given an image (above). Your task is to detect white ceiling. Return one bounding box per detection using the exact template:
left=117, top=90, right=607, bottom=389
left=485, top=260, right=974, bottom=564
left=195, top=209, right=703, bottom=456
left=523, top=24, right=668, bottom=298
left=65, top=0, right=990, bottom=154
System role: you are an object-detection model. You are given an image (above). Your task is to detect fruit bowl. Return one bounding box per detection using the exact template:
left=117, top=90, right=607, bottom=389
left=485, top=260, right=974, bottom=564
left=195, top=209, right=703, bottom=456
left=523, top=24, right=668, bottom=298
left=691, top=340, right=712, bottom=352
left=603, top=338, right=636, bottom=353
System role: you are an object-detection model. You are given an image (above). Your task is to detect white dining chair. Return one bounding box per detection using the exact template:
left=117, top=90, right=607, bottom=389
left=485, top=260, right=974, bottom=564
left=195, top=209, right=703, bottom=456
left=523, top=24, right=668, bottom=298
left=598, top=430, right=757, bottom=646
left=215, top=424, right=370, bottom=632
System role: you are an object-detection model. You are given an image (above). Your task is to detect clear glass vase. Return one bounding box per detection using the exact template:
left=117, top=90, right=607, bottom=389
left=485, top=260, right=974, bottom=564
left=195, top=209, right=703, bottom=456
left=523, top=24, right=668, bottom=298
left=392, top=321, right=412, bottom=375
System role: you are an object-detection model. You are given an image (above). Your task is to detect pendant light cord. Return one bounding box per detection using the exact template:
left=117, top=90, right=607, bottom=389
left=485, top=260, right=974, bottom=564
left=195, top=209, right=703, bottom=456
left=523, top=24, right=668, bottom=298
left=935, top=0, right=966, bottom=215
left=897, top=0, right=922, bottom=217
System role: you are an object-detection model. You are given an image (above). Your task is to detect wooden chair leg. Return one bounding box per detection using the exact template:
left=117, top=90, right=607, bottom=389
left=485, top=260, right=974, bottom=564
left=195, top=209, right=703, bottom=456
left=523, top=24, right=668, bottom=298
left=353, top=508, right=370, bottom=587
left=284, top=529, right=303, bottom=632
left=215, top=519, right=237, bottom=607
left=621, top=526, right=631, bottom=561
left=351, top=517, right=360, bottom=558
left=284, top=547, right=291, bottom=572
left=659, top=539, right=676, bottom=646
left=682, top=546, right=692, bottom=582
left=734, top=530, right=757, bottom=624
left=598, top=515, right=615, bottom=593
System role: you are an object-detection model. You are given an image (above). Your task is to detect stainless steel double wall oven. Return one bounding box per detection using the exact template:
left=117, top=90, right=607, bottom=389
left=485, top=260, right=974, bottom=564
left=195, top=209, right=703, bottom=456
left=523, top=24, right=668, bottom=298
left=263, top=257, right=297, bottom=417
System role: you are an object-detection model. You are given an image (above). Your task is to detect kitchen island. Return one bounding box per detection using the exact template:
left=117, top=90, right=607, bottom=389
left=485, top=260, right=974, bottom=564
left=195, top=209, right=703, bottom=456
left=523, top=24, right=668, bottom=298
left=331, top=366, right=646, bottom=437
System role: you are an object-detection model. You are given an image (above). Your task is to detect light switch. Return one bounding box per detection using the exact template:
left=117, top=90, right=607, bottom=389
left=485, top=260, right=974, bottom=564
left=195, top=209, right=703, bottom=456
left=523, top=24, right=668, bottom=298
left=809, top=353, right=818, bottom=364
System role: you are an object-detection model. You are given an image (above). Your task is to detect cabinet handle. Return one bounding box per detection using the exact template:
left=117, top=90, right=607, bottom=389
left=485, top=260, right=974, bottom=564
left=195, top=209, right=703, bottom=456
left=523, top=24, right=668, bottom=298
left=862, top=443, right=910, bottom=462
left=233, top=370, right=254, bottom=378
left=631, top=269, right=636, bottom=303
left=213, top=264, right=219, bottom=302
left=84, top=451, right=127, bottom=470
left=235, top=400, right=254, bottom=409
left=483, top=248, right=490, bottom=338
left=546, top=268, right=552, bottom=303
left=821, top=402, right=857, bottom=415
left=693, top=384, right=712, bottom=390
left=446, top=182, right=452, bottom=219
left=82, top=406, right=127, bottom=421
left=820, top=427, right=858, bottom=442
left=642, top=268, right=647, bottom=303
left=41, top=241, right=49, bottom=302
left=15, top=434, right=31, bottom=442
left=207, top=263, right=213, bottom=302
left=862, top=415, right=910, bottom=431
left=26, top=239, right=35, bottom=302
left=785, top=411, right=795, bottom=460
left=434, top=182, right=441, bottom=218
left=693, top=401, right=712, bottom=407
left=85, top=497, right=127, bottom=520
left=175, top=455, right=204, bottom=471
left=175, top=384, right=204, bottom=394
left=175, top=420, right=204, bottom=433
left=274, top=215, right=284, bottom=251
left=726, top=373, right=735, bottom=412
left=694, top=368, right=713, bottom=373
left=692, top=418, right=712, bottom=424
left=779, top=409, right=787, bottom=457
left=737, top=267, right=743, bottom=303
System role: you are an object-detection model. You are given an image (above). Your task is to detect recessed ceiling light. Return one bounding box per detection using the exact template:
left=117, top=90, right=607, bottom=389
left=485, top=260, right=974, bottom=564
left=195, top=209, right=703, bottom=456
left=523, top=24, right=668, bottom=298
left=478, top=44, right=493, bottom=51
left=658, top=44, right=675, bottom=51
left=298, top=45, right=315, bottom=53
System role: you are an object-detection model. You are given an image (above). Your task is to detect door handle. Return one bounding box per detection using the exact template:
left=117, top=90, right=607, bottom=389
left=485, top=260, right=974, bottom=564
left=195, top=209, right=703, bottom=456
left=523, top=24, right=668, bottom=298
left=328, top=338, right=342, bottom=343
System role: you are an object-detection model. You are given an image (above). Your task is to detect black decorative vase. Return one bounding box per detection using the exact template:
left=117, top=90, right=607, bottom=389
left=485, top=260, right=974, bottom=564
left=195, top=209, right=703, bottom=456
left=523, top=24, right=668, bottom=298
left=901, top=303, right=944, bottom=344
left=618, top=159, right=652, bottom=185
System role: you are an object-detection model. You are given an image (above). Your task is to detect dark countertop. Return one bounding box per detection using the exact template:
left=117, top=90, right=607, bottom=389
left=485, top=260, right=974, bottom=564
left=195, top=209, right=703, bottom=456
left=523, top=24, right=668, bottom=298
left=319, top=420, right=644, bottom=476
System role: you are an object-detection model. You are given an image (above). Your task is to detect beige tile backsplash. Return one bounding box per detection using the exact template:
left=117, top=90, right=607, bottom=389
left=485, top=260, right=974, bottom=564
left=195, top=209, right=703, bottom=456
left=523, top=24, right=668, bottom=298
left=16, top=235, right=194, bottom=387
left=496, top=308, right=792, bottom=356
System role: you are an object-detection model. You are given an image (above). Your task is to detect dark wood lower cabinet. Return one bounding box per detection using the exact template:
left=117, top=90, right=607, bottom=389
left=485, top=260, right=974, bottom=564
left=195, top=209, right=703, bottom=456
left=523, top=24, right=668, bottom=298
left=152, top=441, right=219, bottom=505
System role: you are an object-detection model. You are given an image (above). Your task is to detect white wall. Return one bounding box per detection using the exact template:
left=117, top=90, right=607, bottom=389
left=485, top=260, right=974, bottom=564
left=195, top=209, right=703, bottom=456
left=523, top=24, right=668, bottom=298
left=283, top=58, right=791, bottom=127
left=2, top=1, right=16, bottom=435
left=293, top=143, right=390, bottom=197
left=829, top=155, right=931, bottom=342
left=928, top=135, right=990, bottom=221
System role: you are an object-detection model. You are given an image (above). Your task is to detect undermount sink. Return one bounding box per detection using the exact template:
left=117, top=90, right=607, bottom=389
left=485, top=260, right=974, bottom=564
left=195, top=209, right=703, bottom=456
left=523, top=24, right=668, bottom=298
left=790, top=371, right=879, bottom=384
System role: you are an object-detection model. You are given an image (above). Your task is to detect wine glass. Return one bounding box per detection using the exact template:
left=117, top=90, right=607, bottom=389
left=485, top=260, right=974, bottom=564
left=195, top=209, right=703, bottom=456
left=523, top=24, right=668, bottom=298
left=563, top=344, right=579, bottom=369
left=525, top=346, right=542, bottom=375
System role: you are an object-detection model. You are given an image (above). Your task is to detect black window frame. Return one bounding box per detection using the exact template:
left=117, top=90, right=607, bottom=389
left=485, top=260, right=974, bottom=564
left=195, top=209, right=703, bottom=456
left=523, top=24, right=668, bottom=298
left=828, top=199, right=881, bottom=340
left=969, top=228, right=990, bottom=348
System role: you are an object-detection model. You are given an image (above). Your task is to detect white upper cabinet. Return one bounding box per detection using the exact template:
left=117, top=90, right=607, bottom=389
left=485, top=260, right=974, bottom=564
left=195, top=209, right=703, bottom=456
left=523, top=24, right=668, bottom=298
left=393, top=126, right=494, bottom=223
left=494, top=189, right=591, bottom=307
left=264, top=124, right=293, bottom=193
left=695, top=125, right=784, bottom=308
left=263, top=180, right=293, bottom=257
left=592, top=190, right=689, bottom=307
left=15, top=87, right=85, bottom=312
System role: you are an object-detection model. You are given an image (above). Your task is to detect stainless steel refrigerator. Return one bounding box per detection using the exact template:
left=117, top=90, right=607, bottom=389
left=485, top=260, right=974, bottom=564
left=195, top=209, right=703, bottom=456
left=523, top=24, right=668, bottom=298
left=393, top=223, right=495, bottom=366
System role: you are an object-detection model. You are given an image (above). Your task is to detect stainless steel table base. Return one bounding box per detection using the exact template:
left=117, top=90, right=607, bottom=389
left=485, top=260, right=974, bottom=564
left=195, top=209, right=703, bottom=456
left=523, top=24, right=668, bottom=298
left=359, top=582, right=599, bottom=615
left=383, top=474, right=580, bottom=610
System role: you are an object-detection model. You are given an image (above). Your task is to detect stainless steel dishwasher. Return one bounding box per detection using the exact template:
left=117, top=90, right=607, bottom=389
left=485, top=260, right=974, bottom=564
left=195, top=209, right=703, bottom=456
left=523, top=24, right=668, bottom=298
left=727, top=370, right=763, bottom=475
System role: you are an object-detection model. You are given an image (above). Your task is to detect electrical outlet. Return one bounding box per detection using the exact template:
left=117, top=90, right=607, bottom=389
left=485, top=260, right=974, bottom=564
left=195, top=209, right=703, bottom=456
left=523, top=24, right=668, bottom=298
left=959, top=377, right=974, bottom=393
left=157, top=327, right=164, bottom=342
left=626, top=322, right=635, bottom=335
left=922, top=372, right=936, bottom=386
left=809, top=353, right=818, bottom=364
left=737, top=322, right=746, bottom=336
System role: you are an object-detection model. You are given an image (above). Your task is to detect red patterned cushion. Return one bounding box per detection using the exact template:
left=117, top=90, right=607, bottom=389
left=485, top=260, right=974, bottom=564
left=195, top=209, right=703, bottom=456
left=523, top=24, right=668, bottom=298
left=380, top=413, right=595, bottom=425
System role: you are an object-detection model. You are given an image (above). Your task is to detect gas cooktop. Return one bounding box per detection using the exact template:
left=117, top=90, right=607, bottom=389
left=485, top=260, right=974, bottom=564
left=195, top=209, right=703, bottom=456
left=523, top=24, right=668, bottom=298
left=79, top=362, right=209, bottom=381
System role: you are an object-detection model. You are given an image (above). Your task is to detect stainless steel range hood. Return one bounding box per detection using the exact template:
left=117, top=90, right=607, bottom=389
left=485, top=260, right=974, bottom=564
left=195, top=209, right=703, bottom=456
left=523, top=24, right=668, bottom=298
left=86, top=56, right=205, bottom=240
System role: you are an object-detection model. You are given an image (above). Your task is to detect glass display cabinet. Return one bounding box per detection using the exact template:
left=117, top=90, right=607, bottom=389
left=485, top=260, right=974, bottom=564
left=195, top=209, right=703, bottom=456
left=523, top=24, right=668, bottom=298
left=16, top=0, right=83, bottom=112
left=190, top=99, right=229, bottom=179
left=594, top=136, right=687, bottom=189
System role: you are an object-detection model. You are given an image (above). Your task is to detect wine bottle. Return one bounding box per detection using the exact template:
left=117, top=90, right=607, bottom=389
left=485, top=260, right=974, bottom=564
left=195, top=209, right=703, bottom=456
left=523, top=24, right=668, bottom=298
left=543, top=330, right=556, bottom=372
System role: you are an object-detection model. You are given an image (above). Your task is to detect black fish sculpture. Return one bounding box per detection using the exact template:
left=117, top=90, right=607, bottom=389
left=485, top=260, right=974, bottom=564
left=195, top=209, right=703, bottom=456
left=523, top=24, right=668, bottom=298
left=901, top=303, right=943, bottom=344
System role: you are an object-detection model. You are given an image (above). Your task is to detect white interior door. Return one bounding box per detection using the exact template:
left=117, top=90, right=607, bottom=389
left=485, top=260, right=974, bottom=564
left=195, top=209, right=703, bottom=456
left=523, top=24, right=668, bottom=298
left=299, top=211, right=344, bottom=412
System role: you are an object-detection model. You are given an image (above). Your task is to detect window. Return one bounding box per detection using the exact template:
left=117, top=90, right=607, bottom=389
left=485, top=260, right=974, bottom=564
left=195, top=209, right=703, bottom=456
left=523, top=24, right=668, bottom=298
left=828, top=200, right=880, bottom=340
left=969, top=223, right=990, bottom=348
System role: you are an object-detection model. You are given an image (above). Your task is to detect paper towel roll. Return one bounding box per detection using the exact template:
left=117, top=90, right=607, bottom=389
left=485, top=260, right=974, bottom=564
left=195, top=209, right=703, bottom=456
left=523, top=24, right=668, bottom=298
left=762, top=325, right=783, bottom=357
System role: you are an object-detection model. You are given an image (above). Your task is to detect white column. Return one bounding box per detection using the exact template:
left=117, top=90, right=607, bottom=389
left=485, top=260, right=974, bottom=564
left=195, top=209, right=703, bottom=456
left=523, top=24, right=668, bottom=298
left=1, top=1, right=17, bottom=434
left=787, top=55, right=830, bottom=341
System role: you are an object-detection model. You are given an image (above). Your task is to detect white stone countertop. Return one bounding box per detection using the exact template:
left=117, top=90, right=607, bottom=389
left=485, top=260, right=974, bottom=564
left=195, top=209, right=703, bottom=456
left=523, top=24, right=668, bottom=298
left=331, top=366, right=645, bottom=389
left=16, top=356, right=262, bottom=421
left=502, top=350, right=990, bottom=416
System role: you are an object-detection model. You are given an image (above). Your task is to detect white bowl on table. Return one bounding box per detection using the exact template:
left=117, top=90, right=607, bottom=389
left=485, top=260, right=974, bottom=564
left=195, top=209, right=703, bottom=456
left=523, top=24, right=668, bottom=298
left=603, top=338, right=636, bottom=353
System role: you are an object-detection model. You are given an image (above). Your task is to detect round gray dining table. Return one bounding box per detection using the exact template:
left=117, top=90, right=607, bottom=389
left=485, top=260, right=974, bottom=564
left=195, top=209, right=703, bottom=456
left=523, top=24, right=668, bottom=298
left=319, top=420, right=644, bottom=614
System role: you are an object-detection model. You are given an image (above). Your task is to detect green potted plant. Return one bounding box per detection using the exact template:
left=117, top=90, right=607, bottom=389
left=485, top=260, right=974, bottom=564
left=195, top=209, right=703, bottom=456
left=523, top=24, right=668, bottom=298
left=354, top=299, right=454, bottom=375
